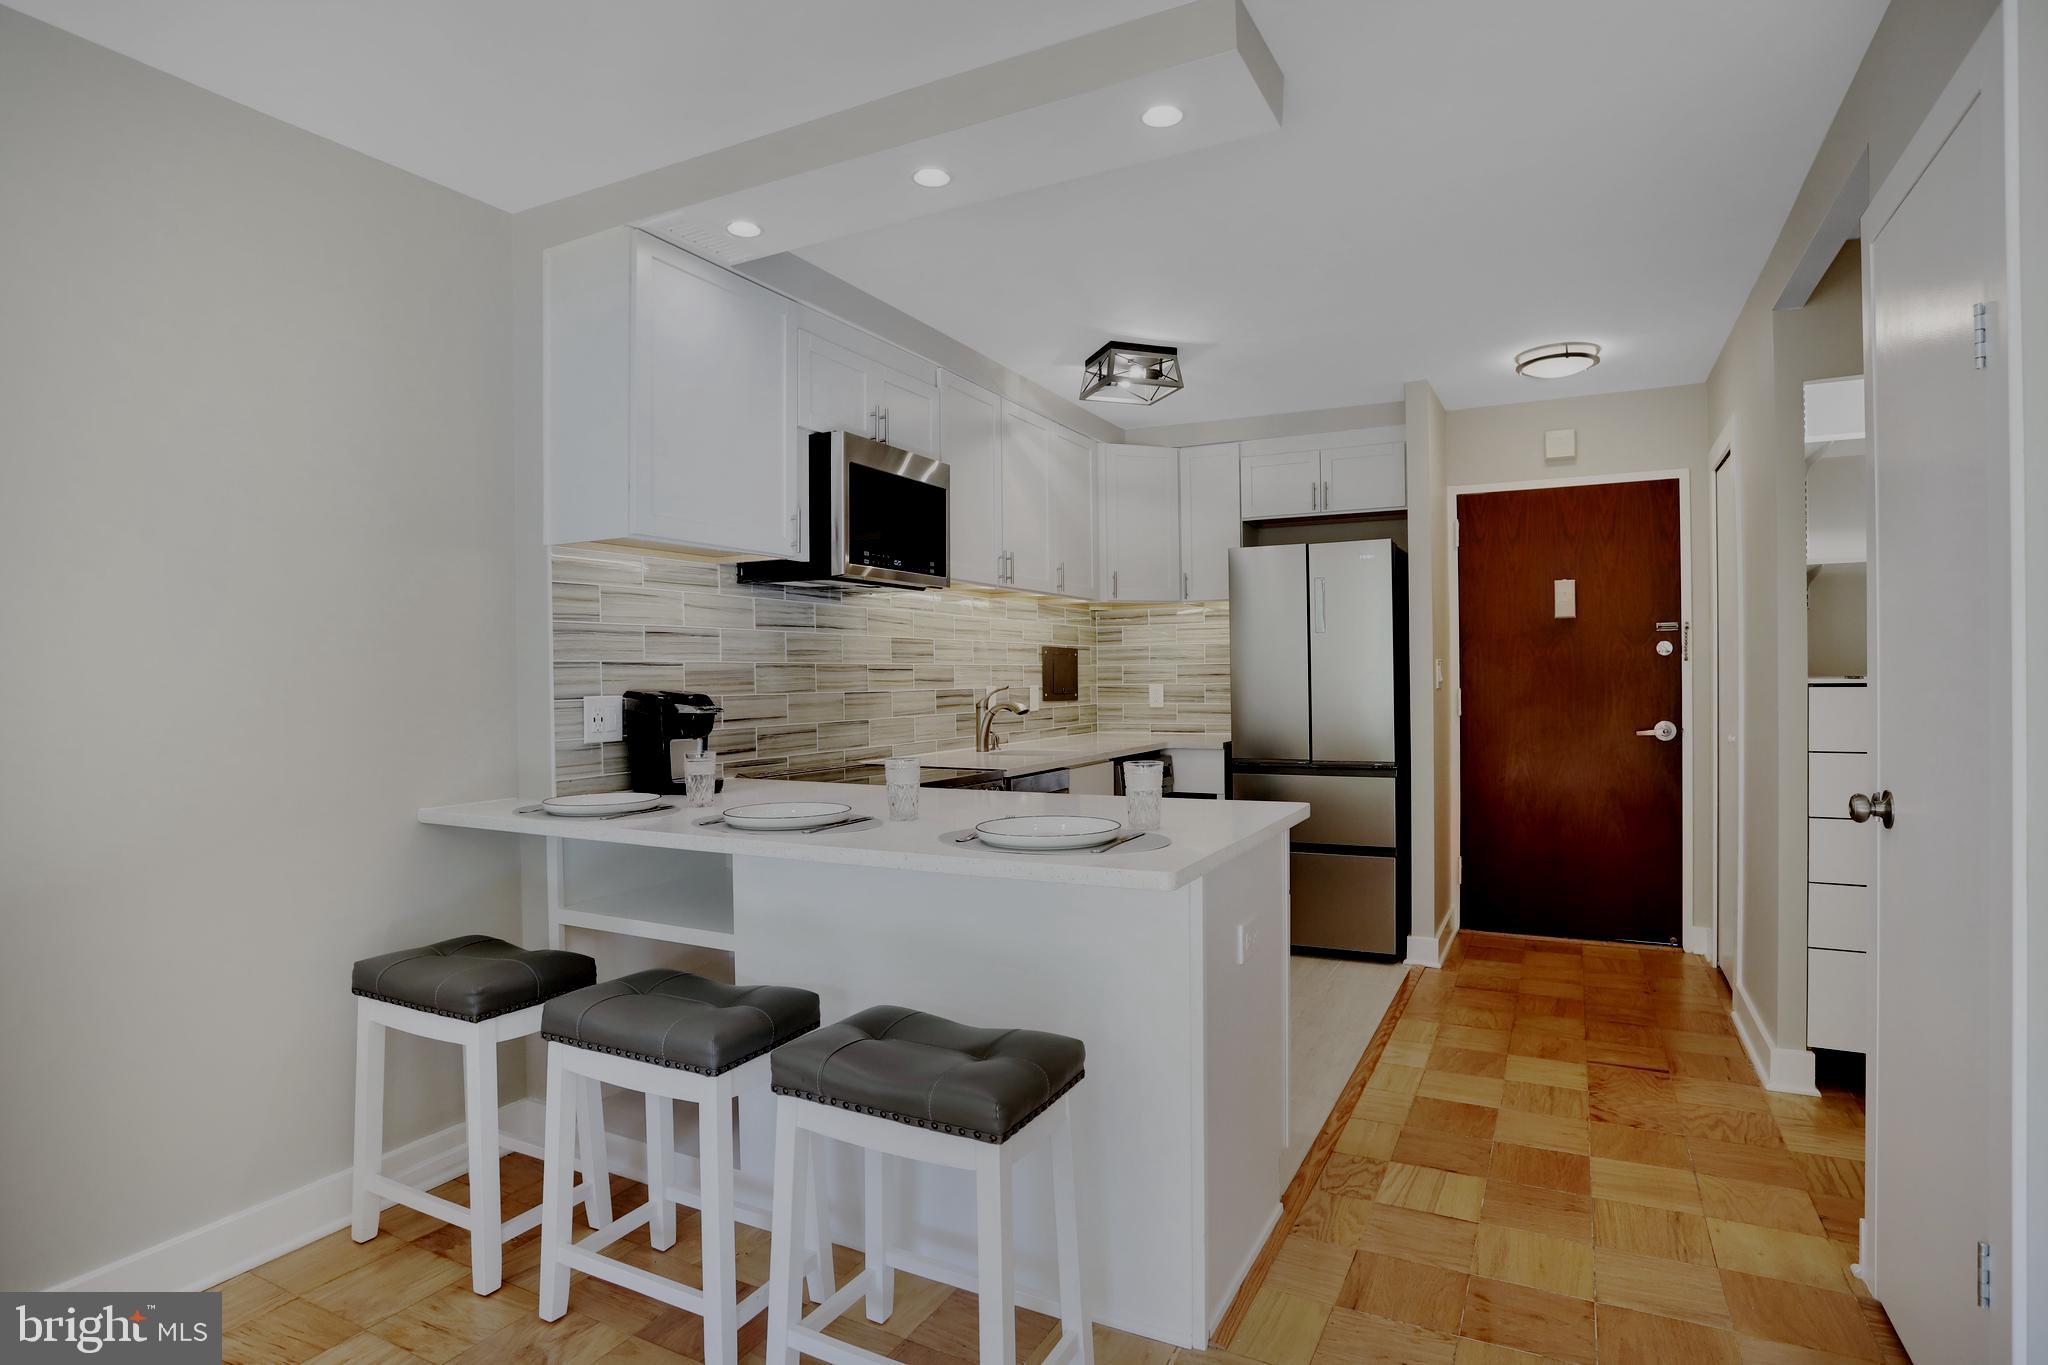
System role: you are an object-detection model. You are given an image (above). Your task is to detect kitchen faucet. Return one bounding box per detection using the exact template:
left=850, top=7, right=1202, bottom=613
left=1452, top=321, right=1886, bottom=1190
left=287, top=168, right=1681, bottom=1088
left=975, top=686, right=1026, bottom=752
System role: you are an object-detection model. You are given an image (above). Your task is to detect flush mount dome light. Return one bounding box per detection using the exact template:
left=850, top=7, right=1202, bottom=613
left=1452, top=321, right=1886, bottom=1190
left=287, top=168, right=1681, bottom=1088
left=1141, top=104, right=1184, bottom=128
left=1514, top=341, right=1601, bottom=378
left=912, top=167, right=952, bottom=188
left=1080, top=341, right=1183, bottom=405
left=725, top=218, right=762, bottom=239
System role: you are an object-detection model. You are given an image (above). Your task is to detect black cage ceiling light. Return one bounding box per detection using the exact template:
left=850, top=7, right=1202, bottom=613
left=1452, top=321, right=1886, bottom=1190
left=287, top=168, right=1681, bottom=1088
left=1079, top=341, right=1183, bottom=405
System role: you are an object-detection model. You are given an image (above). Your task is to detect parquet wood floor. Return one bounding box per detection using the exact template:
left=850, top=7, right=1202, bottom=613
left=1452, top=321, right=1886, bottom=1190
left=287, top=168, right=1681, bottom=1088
left=218, top=934, right=1901, bottom=1363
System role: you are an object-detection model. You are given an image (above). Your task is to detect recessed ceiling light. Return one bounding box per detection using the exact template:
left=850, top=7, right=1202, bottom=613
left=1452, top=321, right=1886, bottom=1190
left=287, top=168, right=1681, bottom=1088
left=912, top=167, right=952, bottom=188
left=1141, top=104, right=1184, bottom=128
left=1514, top=342, right=1601, bottom=379
left=724, top=219, right=762, bottom=239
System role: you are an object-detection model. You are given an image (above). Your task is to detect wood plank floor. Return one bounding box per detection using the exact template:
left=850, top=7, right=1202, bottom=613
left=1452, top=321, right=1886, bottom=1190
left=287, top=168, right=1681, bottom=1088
left=218, top=933, right=1901, bottom=1363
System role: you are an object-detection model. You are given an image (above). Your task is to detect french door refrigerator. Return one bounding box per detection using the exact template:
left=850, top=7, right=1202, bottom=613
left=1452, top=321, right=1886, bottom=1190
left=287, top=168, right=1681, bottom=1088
left=1229, top=540, right=1409, bottom=957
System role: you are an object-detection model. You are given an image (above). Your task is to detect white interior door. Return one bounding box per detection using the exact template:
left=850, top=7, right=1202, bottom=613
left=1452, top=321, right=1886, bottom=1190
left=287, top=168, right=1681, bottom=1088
left=1863, top=27, right=2009, bottom=1359
left=1713, top=450, right=1741, bottom=971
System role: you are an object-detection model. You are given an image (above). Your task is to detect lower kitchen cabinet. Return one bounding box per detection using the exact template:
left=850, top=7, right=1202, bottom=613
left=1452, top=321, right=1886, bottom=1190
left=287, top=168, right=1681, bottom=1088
left=545, top=227, right=803, bottom=558
left=1099, top=444, right=1182, bottom=601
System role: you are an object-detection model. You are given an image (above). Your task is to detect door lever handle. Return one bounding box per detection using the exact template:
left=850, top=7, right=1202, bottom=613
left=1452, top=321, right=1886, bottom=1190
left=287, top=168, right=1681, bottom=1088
left=1634, top=721, right=1678, bottom=741
left=1848, top=790, right=1894, bottom=828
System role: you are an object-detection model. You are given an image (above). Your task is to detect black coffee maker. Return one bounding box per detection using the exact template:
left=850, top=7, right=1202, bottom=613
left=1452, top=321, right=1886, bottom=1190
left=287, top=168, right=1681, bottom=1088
left=621, top=691, right=722, bottom=795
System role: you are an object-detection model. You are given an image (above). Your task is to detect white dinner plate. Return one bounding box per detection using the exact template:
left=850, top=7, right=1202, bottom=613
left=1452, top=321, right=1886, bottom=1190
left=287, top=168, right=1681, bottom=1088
left=541, top=792, right=665, bottom=817
left=721, top=801, right=854, bottom=831
left=974, top=815, right=1122, bottom=850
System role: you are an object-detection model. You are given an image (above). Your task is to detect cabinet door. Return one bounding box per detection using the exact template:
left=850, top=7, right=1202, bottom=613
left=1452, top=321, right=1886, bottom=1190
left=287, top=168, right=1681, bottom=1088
left=629, top=236, right=799, bottom=556
left=938, top=371, right=1003, bottom=587
left=1101, top=445, right=1181, bottom=601
left=999, top=402, right=1055, bottom=592
left=1240, top=448, right=1321, bottom=519
left=876, top=364, right=939, bottom=456
left=1047, top=423, right=1096, bottom=599
left=1321, top=441, right=1406, bottom=513
left=796, top=328, right=873, bottom=438
left=1180, top=443, right=1241, bottom=600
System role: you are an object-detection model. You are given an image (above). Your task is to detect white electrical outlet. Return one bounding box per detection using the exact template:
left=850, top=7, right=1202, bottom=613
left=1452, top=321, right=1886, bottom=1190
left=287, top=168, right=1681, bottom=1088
left=1028, top=685, right=1042, bottom=711
left=1148, top=682, right=1165, bottom=708
left=582, top=695, right=623, bottom=744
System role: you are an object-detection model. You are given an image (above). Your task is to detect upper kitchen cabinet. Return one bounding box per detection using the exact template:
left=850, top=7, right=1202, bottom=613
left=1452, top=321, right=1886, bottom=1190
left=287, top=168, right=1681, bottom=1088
left=1100, top=444, right=1181, bottom=602
left=1180, top=443, right=1242, bottom=601
left=999, top=401, right=1056, bottom=593
left=545, top=227, right=802, bottom=558
left=795, top=312, right=939, bottom=455
left=937, top=371, right=1003, bottom=587
left=1047, top=421, right=1096, bottom=599
left=1240, top=429, right=1407, bottom=518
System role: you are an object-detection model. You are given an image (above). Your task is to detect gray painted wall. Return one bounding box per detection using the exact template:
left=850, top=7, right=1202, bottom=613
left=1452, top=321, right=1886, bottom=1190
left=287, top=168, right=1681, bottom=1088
left=0, top=8, right=523, bottom=1288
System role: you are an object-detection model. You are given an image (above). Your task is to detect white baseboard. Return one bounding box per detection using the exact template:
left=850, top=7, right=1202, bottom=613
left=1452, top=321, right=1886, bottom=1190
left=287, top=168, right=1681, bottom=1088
left=1405, top=903, right=1460, bottom=969
left=1728, top=979, right=1820, bottom=1095
left=1682, top=922, right=1715, bottom=959
left=1207, top=1202, right=1283, bottom=1341
left=50, top=1117, right=475, bottom=1293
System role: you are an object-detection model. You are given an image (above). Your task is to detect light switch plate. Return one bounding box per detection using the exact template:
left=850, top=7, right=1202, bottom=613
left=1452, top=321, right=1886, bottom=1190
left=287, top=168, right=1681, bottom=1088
left=1148, top=682, right=1165, bottom=708
left=583, top=695, right=624, bottom=743
left=1554, top=579, right=1577, bottom=618
left=1028, top=685, right=1042, bottom=712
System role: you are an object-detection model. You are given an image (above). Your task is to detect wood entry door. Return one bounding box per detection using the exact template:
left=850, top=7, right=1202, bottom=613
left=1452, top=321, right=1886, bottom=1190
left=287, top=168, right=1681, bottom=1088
left=1457, top=480, right=1682, bottom=942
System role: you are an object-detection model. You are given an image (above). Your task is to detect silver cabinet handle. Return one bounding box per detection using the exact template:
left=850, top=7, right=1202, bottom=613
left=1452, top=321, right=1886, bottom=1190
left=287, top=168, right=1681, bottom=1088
left=1323, top=479, right=1331, bottom=510
left=1183, top=569, right=1190, bottom=599
left=878, top=406, right=889, bottom=444
left=1057, top=562, right=1065, bottom=592
left=1309, top=479, right=1318, bottom=511
left=1112, top=569, right=1119, bottom=598
left=1634, top=721, right=1679, bottom=741
left=1849, top=790, right=1894, bottom=828
left=789, top=504, right=801, bottom=550
left=1312, top=577, right=1328, bottom=633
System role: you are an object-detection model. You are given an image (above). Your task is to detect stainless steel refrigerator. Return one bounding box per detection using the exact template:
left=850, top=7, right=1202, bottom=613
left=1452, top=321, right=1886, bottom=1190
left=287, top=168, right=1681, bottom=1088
left=1229, top=540, right=1409, bottom=957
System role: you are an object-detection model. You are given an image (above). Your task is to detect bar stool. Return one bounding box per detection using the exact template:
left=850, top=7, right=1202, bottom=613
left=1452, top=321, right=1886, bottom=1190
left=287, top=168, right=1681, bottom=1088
left=762, top=1006, right=1092, bottom=1365
left=536, top=970, right=833, bottom=1365
left=350, top=934, right=611, bottom=1295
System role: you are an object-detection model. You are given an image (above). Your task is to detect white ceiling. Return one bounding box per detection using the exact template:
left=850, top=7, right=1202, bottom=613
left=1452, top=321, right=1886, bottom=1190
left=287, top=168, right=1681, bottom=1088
left=18, top=0, right=1887, bottom=421
left=803, top=0, right=1887, bottom=418
left=6, top=0, right=1184, bottom=212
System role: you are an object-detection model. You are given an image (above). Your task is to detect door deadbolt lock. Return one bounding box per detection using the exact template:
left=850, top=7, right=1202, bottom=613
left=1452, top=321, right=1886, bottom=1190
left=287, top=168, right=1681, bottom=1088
left=1656, top=640, right=1674, bottom=656
left=1848, top=790, right=1894, bottom=829
left=1635, top=721, right=1678, bottom=742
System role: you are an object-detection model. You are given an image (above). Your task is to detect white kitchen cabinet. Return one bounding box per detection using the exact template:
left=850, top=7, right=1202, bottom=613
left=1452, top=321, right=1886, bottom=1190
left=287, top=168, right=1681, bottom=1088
left=1240, top=428, right=1408, bottom=519
left=795, top=314, right=938, bottom=455
left=999, top=402, right=1056, bottom=593
left=937, top=371, right=1004, bottom=587
left=1048, top=421, right=1097, bottom=599
left=1100, top=444, right=1181, bottom=601
left=1320, top=441, right=1406, bottom=513
left=1238, top=447, right=1320, bottom=519
left=1180, top=443, right=1241, bottom=601
left=545, top=227, right=802, bottom=558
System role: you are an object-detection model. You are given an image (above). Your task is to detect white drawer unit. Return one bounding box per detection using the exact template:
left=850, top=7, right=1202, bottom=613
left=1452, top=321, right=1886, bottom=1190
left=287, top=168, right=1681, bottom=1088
left=1805, top=679, right=1872, bottom=1054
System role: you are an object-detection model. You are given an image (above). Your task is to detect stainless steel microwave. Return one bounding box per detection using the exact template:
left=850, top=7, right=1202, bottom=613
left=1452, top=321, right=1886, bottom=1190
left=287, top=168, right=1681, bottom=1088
left=737, top=431, right=950, bottom=590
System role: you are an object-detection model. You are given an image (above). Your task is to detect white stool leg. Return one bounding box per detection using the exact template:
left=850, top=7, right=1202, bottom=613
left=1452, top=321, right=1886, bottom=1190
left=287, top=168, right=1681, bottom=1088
left=863, top=1148, right=893, bottom=1322
left=537, top=1048, right=577, bottom=1321
left=645, top=1093, right=676, bottom=1251
left=349, top=1003, right=385, bottom=1242
left=804, top=1127, right=835, bottom=1304
left=462, top=1034, right=503, bottom=1295
left=762, top=1103, right=803, bottom=1365
left=575, top=1075, right=612, bottom=1228
left=975, top=1146, right=1016, bottom=1365
left=1051, top=1102, right=1092, bottom=1365
left=699, top=1091, right=739, bottom=1365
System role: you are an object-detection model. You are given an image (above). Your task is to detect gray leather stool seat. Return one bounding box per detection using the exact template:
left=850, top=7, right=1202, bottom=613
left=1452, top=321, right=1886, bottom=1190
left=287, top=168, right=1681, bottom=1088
left=543, top=970, right=821, bottom=1075
left=351, top=934, right=596, bottom=1021
left=770, top=1004, right=1085, bottom=1143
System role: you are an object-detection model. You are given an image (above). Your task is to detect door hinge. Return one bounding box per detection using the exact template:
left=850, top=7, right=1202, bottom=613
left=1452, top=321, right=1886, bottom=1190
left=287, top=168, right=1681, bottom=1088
left=1974, top=303, right=1990, bottom=369
left=1454, top=518, right=1460, bottom=548
left=1978, top=1240, right=1994, bottom=1307
left=1683, top=623, right=1691, bottom=661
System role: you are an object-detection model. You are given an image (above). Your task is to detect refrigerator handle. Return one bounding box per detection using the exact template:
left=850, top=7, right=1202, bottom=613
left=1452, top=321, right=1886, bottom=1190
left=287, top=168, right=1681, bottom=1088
left=1312, top=576, right=1328, bottom=634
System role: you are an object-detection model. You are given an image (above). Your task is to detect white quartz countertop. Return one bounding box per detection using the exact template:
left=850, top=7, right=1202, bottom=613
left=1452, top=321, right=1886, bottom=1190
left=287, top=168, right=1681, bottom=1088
left=901, top=729, right=1228, bottom=776
left=419, top=778, right=1297, bottom=891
